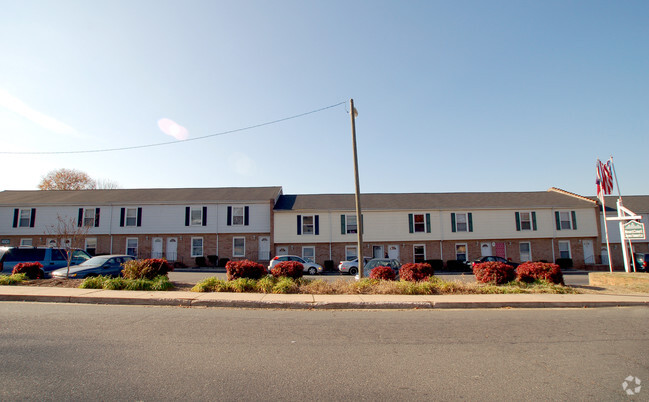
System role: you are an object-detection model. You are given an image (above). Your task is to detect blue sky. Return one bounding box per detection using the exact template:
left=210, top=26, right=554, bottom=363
left=1, top=0, right=647, bottom=196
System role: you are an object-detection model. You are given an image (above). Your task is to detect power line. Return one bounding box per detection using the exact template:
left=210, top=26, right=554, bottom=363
left=1, top=101, right=347, bottom=155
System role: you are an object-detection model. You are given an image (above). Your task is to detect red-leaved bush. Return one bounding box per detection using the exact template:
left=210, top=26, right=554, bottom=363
left=369, top=266, right=396, bottom=281
left=516, top=262, right=564, bottom=285
left=122, top=258, right=174, bottom=280
left=226, top=259, right=266, bottom=280
left=399, top=262, right=434, bottom=282
left=473, top=261, right=515, bottom=284
left=271, top=261, right=304, bottom=279
left=12, top=262, right=44, bottom=279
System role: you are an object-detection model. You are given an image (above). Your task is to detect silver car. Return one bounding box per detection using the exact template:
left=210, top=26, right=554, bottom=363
left=268, top=255, right=323, bottom=275
left=362, top=258, right=401, bottom=278
left=338, top=257, right=371, bottom=275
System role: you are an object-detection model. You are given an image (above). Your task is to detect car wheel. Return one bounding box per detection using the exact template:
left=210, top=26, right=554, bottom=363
left=308, top=267, right=317, bottom=275
left=349, top=267, right=358, bottom=276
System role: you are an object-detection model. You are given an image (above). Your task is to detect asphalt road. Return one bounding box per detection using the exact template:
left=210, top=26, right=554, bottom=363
left=169, top=270, right=591, bottom=286
left=0, top=303, right=646, bottom=401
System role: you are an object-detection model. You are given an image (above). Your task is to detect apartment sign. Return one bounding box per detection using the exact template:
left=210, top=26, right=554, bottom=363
left=624, top=220, right=645, bottom=240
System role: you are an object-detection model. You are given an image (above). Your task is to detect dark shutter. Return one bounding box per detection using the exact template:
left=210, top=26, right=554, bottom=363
left=227, top=206, right=232, bottom=226
left=203, top=206, right=208, bottom=226
left=531, top=211, right=537, bottom=231
left=555, top=211, right=561, bottom=230
left=515, top=212, right=521, bottom=231
left=408, top=214, right=414, bottom=233
left=571, top=211, right=577, bottom=230
left=120, top=208, right=125, bottom=227
left=468, top=212, right=473, bottom=232
left=425, top=213, right=431, bottom=233
left=78, top=208, right=84, bottom=227
left=315, top=215, right=319, bottom=235
left=451, top=213, right=456, bottom=232
left=341, top=215, right=346, bottom=235
left=137, top=207, right=142, bottom=227
left=244, top=206, right=249, bottom=226
left=12, top=209, right=18, bottom=228
left=185, top=207, right=190, bottom=226
left=297, top=215, right=302, bottom=235
left=95, top=208, right=100, bottom=227
left=29, top=209, right=36, bottom=228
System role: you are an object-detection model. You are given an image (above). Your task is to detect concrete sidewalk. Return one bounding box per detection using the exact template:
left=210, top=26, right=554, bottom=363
left=1, top=286, right=648, bottom=309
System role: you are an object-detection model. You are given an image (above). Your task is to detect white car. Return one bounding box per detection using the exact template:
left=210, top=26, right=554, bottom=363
left=338, top=257, right=371, bottom=275
left=268, top=255, right=323, bottom=275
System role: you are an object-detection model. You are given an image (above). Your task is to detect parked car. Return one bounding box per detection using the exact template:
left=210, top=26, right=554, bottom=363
left=338, top=257, right=372, bottom=275
left=268, top=255, right=323, bottom=275
left=633, top=253, right=648, bottom=272
left=0, top=247, right=91, bottom=275
left=361, top=258, right=401, bottom=278
left=51, top=255, right=135, bottom=278
left=470, top=256, right=519, bottom=268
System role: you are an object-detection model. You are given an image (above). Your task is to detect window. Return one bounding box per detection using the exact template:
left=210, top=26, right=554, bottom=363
left=345, top=246, right=357, bottom=261
left=302, top=215, right=314, bottom=234
left=227, top=206, right=249, bottom=226
left=519, top=242, right=531, bottom=262
left=79, top=208, right=100, bottom=227
left=120, top=207, right=142, bottom=227
left=185, top=207, right=207, bottom=226
left=20, top=238, right=32, bottom=247
left=126, top=208, right=137, bottom=226
left=191, top=237, right=203, bottom=257
left=191, top=208, right=203, bottom=226
left=126, top=238, right=138, bottom=256
left=302, top=246, right=315, bottom=263
left=233, top=237, right=245, bottom=257
left=455, top=243, right=467, bottom=261
left=13, top=208, right=35, bottom=228
left=297, top=215, right=319, bottom=235
left=555, top=211, right=577, bottom=231
left=414, top=214, right=425, bottom=232
left=408, top=213, right=431, bottom=233
left=516, top=212, right=537, bottom=231
left=558, top=241, right=571, bottom=259
left=85, top=238, right=97, bottom=256
left=343, top=215, right=357, bottom=234
left=413, top=245, right=425, bottom=263
left=232, top=207, right=244, bottom=225
left=451, top=213, right=473, bottom=233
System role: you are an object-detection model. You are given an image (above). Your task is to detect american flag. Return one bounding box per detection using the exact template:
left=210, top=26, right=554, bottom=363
left=596, top=159, right=614, bottom=200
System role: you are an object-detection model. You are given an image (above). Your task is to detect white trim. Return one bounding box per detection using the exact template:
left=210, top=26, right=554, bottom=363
left=345, top=245, right=357, bottom=261
left=455, top=243, right=468, bottom=261
left=302, top=215, right=315, bottom=235
left=126, top=237, right=138, bottom=257
left=190, top=207, right=203, bottom=226
left=558, top=240, right=571, bottom=259
left=345, top=214, right=358, bottom=234
left=232, top=206, right=245, bottom=226
left=125, top=208, right=138, bottom=227
left=233, top=237, right=245, bottom=257
left=191, top=237, right=204, bottom=257
left=413, top=244, right=426, bottom=262
left=519, top=241, right=531, bottom=262
left=302, top=246, right=315, bottom=263
left=19, top=238, right=32, bottom=247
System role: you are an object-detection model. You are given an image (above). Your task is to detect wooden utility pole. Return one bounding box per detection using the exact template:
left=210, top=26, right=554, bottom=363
left=350, top=99, right=364, bottom=279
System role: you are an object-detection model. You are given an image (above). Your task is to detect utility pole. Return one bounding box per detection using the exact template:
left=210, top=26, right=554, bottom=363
left=350, top=99, right=364, bottom=279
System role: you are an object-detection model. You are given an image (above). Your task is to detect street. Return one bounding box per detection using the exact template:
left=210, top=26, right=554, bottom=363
left=0, top=303, right=646, bottom=400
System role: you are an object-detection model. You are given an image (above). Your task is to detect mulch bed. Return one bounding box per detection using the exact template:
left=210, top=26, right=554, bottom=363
left=19, top=278, right=195, bottom=291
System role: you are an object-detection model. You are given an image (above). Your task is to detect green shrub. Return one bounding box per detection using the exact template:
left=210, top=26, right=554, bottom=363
left=191, top=277, right=228, bottom=292
left=256, top=276, right=277, bottom=293
left=79, top=275, right=174, bottom=291
left=228, top=278, right=257, bottom=292
left=104, top=277, right=127, bottom=290
left=0, top=273, right=27, bottom=285
left=122, top=258, right=173, bottom=280
left=80, top=275, right=110, bottom=289
left=151, top=276, right=174, bottom=291
left=272, top=277, right=299, bottom=294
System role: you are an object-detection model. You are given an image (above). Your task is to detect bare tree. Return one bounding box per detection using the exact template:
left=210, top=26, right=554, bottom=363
left=95, top=178, right=120, bottom=189
left=45, top=215, right=90, bottom=278
left=39, top=168, right=97, bottom=190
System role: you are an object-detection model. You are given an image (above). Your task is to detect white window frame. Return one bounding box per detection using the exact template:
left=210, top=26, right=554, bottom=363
left=83, top=208, right=96, bottom=227
left=20, top=238, right=32, bottom=247
left=302, top=215, right=315, bottom=235
left=85, top=237, right=97, bottom=255
left=19, top=209, right=31, bottom=227
left=455, top=243, right=468, bottom=261
left=519, top=242, right=531, bottom=262
left=519, top=212, right=532, bottom=231
left=413, top=244, right=426, bottom=263
left=345, top=214, right=358, bottom=234
left=345, top=245, right=357, bottom=261
left=125, top=208, right=138, bottom=227
left=413, top=213, right=426, bottom=233
left=190, top=208, right=203, bottom=226
left=302, top=246, right=315, bottom=263
left=232, top=206, right=245, bottom=226
left=558, top=240, right=571, bottom=259
left=126, top=238, right=138, bottom=256
left=559, top=211, right=572, bottom=230
left=455, top=213, right=468, bottom=232
left=191, top=237, right=204, bottom=257
left=233, top=237, right=245, bottom=257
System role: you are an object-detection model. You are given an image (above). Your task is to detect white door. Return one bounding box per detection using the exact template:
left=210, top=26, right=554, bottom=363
left=258, top=236, right=270, bottom=260
left=481, top=243, right=492, bottom=257
left=583, top=240, right=595, bottom=264
left=388, top=245, right=399, bottom=261
left=166, top=238, right=178, bottom=262
left=152, top=238, right=163, bottom=259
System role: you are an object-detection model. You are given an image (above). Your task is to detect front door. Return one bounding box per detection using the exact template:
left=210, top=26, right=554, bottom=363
left=258, top=237, right=270, bottom=261
left=152, top=237, right=163, bottom=259
left=372, top=245, right=384, bottom=258
left=388, top=245, right=399, bottom=261
left=583, top=240, right=595, bottom=264
left=481, top=243, right=492, bottom=257
left=166, top=238, right=178, bottom=262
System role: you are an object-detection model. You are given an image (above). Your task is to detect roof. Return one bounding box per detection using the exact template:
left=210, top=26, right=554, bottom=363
left=0, top=187, right=283, bottom=206
left=589, top=195, right=649, bottom=213
left=275, top=190, right=597, bottom=211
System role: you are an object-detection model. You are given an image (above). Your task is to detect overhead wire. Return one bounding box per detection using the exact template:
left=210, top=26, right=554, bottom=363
left=1, top=101, right=347, bottom=155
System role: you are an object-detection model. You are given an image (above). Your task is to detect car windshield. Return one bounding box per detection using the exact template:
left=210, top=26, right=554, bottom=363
left=78, top=256, right=111, bottom=266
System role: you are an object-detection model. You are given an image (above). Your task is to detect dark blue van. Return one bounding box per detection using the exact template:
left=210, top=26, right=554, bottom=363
left=0, top=247, right=91, bottom=276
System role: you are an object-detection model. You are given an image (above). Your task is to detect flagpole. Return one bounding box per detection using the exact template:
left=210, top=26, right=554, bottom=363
left=598, top=160, right=613, bottom=272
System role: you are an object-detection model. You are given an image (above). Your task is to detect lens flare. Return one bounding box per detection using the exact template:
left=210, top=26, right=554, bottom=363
left=157, top=118, right=189, bottom=140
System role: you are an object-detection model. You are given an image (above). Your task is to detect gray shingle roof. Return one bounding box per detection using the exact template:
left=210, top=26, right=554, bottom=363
left=275, top=190, right=597, bottom=211
left=590, top=195, right=649, bottom=213
left=0, top=187, right=283, bottom=206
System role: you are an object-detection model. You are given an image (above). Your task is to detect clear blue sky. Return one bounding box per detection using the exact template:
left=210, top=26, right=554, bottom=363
left=1, top=0, right=647, bottom=196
